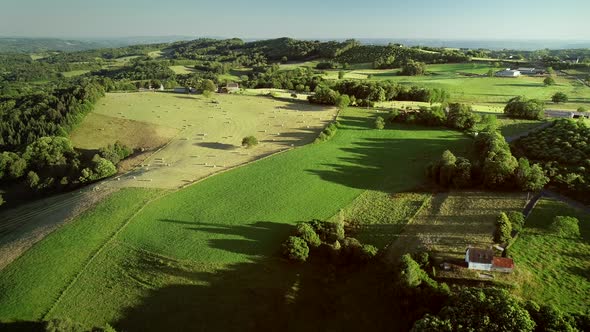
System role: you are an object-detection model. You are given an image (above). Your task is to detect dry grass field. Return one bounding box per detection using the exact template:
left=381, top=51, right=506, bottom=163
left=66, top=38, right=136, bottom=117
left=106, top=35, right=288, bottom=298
left=70, top=92, right=337, bottom=189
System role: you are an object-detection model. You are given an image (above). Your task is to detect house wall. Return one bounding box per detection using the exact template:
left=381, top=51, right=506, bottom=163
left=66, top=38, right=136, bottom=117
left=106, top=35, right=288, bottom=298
left=467, top=262, right=492, bottom=271
left=491, top=266, right=514, bottom=273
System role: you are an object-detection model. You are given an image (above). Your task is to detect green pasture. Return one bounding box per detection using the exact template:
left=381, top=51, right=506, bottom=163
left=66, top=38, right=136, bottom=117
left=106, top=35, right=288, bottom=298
left=0, top=188, right=162, bottom=321
left=0, top=107, right=471, bottom=329
left=511, top=198, right=590, bottom=313
left=60, top=70, right=90, bottom=78
left=282, top=61, right=590, bottom=110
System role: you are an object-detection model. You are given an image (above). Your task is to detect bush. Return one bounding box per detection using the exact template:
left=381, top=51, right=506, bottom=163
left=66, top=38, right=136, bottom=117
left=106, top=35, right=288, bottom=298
left=446, top=103, right=477, bottom=131
left=577, top=106, right=588, bottom=112
left=504, top=96, right=545, bottom=120
left=550, top=216, right=580, bottom=238
left=90, top=155, right=117, bottom=180
left=282, top=236, right=309, bottom=262
left=375, top=116, right=385, bottom=129
left=361, top=244, right=378, bottom=261
left=241, top=136, right=258, bottom=148
left=314, top=121, right=339, bottom=143
left=98, top=141, right=133, bottom=165
left=400, top=60, right=427, bottom=76
left=494, top=212, right=513, bottom=243
left=295, top=223, right=321, bottom=248
left=507, top=211, right=525, bottom=233
left=45, top=318, right=86, bottom=332
left=307, top=219, right=345, bottom=243
left=543, top=76, right=556, bottom=86
left=552, top=92, right=568, bottom=103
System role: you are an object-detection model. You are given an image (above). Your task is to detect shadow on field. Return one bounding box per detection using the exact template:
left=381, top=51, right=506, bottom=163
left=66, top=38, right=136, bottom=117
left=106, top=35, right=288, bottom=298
left=306, top=130, right=469, bottom=191
left=113, top=221, right=436, bottom=332
left=0, top=321, right=44, bottom=332
left=495, top=83, right=541, bottom=88
left=194, top=142, right=237, bottom=150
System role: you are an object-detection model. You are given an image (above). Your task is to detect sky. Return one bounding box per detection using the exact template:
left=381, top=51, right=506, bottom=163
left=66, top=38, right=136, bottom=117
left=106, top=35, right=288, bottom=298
left=1, top=0, right=589, bottom=40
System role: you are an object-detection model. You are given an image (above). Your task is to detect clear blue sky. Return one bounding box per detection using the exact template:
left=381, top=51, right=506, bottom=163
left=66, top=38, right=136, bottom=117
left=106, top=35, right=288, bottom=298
left=1, top=0, right=589, bottom=40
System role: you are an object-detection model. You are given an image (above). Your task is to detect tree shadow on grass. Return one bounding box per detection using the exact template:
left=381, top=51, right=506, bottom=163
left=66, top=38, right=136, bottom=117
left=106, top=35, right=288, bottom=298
left=113, top=221, right=434, bottom=332
left=306, top=135, right=470, bottom=191
left=194, top=142, right=237, bottom=150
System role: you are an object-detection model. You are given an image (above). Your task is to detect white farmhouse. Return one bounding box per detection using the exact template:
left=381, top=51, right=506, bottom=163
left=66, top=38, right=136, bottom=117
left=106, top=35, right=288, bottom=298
left=465, top=247, right=515, bottom=273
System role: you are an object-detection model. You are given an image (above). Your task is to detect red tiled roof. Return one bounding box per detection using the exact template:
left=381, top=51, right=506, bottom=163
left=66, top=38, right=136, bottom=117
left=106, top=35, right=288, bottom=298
left=492, top=257, right=514, bottom=269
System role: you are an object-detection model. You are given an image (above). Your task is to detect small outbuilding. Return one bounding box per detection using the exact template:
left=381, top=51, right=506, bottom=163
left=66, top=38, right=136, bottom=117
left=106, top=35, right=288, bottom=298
left=219, top=83, right=240, bottom=93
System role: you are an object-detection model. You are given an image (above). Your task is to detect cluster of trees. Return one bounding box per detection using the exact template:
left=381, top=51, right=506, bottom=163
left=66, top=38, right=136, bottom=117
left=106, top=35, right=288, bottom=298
left=504, top=96, right=545, bottom=120
left=426, top=150, right=473, bottom=189
left=512, top=119, right=590, bottom=203
left=0, top=136, right=126, bottom=200
left=243, top=66, right=323, bottom=92
left=282, top=219, right=378, bottom=264
left=308, top=80, right=450, bottom=107
left=413, top=284, right=590, bottom=331
left=475, top=127, right=548, bottom=190
left=424, top=122, right=548, bottom=191
left=0, top=78, right=105, bottom=149
left=390, top=103, right=478, bottom=131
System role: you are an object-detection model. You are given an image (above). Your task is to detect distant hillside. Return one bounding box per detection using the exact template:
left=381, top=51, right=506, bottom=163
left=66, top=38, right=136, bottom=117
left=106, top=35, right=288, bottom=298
left=0, top=36, right=197, bottom=53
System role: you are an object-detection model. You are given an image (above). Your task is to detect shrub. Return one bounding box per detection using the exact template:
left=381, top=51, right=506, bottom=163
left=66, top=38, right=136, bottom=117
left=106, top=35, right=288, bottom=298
left=361, top=244, right=378, bottom=261
left=446, top=103, right=477, bottom=131
left=282, top=236, right=309, bottom=262
left=241, top=136, right=258, bottom=148
left=99, top=141, right=133, bottom=165
left=295, top=223, right=321, bottom=248
left=90, top=155, right=117, bottom=180
left=307, top=219, right=345, bottom=243
left=45, top=318, right=86, bottom=332
left=504, top=96, right=545, bottom=120
left=543, top=76, right=556, bottom=86
left=375, top=116, right=385, bottom=129
left=550, top=216, right=580, bottom=238
left=552, top=92, right=568, bottom=103
left=494, top=212, right=513, bottom=243
left=507, top=211, right=525, bottom=233
left=577, top=106, right=587, bottom=112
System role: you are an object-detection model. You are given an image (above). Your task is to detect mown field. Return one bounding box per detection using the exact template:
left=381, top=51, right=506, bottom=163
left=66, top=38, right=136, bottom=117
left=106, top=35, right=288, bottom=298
left=385, top=191, right=527, bottom=262
left=511, top=198, right=590, bottom=313
left=0, top=107, right=472, bottom=330
left=70, top=92, right=337, bottom=189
